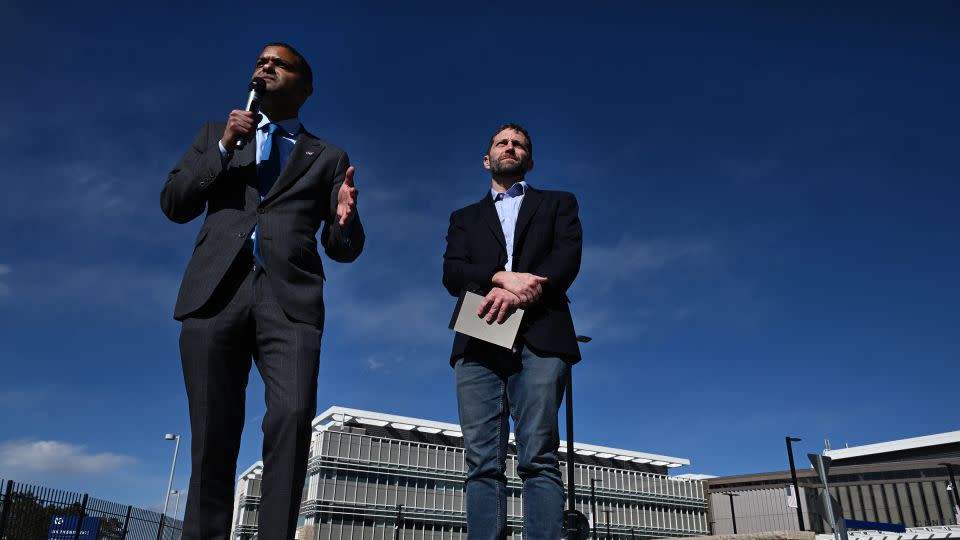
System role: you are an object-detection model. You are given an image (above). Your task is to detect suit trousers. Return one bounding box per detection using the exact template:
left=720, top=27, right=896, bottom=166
left=179, top=249, right=322, bottom=540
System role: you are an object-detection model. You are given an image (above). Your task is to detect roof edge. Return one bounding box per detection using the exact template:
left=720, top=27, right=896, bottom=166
left=825, top=430, right=960, bottom=460
left=312, top=405, right=691, bottom=467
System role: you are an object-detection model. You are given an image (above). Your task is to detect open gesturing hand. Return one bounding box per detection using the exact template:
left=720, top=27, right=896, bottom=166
left=337, top=166, right=359, bottom=227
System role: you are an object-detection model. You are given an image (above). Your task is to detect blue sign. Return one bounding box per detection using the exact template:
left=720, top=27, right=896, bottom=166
left=844, top=519, right=907, bottom=533
left=48, top=515, right=101, bottom=539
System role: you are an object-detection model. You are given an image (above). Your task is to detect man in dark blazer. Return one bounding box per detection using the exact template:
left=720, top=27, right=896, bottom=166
left=161, top=43, right=364, bottom=540
left=443, top=123, right=582, bottom=539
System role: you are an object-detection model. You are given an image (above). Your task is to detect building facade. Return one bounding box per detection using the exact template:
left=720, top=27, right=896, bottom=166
left=232, top=406, right=709, bottom=539
left=707, top=431, right=960, bottom=536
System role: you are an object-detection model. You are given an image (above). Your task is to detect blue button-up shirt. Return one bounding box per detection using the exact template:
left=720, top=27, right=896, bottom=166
left=219, top=114, right=302, bottom=244
left=491, top=181, right=527, bottom=272
left=218, top=113, right=301, bottom=168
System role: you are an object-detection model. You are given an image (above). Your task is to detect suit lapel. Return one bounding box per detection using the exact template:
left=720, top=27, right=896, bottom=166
left=481, top=193, right=507, bottom=250
left=263, top=132, right=325, bottom=202
left=512, top=186, right=543, bottom=253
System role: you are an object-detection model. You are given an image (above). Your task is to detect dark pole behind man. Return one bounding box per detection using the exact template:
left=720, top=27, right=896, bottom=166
left=443, top=124, right=583, bottom=539
left=161, top=43, right=364, bottom=540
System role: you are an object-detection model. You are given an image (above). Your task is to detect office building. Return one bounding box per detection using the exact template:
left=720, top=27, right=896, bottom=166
left=233, top=405, right=708, bottom=539
left=707, top=431, right=960, bottom=535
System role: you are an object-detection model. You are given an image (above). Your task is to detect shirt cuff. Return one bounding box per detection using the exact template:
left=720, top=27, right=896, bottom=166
left=218, top=140, right=232, bottom=163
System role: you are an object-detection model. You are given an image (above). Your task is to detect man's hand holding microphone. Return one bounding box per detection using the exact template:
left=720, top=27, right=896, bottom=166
left=220, top=109, right=260, bottom=150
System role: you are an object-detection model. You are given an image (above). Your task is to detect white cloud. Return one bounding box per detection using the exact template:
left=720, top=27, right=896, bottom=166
left=579, top=236, right=715, bottom=292
left=562, top=234, right=758, bottom=340
left=0, top=261, right=180, bottom=318
left=346, top=290, right=450, bottom=344
left=0, top=439, right=135, bottom=475
left=3, top=158, right=151, bottom=224
left=0, top=385, right=50, bottom=406
left=322, top=261, right=453, bottom=346
left=362, top=353, right=411, bottom=374
left=572, top=306, right=649, bottom=341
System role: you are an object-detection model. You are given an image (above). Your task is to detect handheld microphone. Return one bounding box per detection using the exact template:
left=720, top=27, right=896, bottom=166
left=235, top=77, right=266, bottom=150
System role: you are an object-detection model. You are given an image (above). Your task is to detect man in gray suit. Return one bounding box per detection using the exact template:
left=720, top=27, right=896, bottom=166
left=161, top=42, right=364, bottom=540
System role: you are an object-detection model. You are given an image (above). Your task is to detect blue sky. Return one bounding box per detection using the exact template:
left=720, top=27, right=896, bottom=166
left=1, top=2, right=958, bottom=511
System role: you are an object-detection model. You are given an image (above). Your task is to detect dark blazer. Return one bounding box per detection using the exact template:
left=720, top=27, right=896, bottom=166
left=443, top=185, right=583, bottom=364
left=161, top=121, right=364, bottom=327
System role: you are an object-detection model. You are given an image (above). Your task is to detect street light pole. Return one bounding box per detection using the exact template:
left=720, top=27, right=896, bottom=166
left=591, top=478, right=602, bottom=539
left=171, top=490, right=182, bottom=520
left=158, top=433, right=182, bottom=540
left=786, top=437, right=806, bottom=531
left=393, top=504, right=403, bottom=540
left=940, top=463, right=960, bottom=523
left=559, top=334, right=592, bottom=540
left=161, top=434, right=181, bottom=518
left=603, top=509, right=611, bottom=540
left=724, top=493, right=740, bottom=534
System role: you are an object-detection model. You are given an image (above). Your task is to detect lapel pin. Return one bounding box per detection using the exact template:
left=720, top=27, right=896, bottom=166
left=305, top=151, right=315, bottom=155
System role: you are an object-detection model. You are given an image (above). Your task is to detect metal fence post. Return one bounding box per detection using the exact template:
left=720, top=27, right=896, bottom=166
left=0, top=480, right=13, bottom=539
left=121, top=505, right=133, bottom=539
left=157, top=512, right=166, bottom=540
left=73, top=493, right=88, bottom=540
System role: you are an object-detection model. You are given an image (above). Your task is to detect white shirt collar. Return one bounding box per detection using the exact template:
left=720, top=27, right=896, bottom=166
left=257, top=112, right=302, bottom=137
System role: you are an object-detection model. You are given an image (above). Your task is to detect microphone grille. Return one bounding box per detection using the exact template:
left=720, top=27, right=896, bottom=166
left=249, top=77, right=266, bottom=92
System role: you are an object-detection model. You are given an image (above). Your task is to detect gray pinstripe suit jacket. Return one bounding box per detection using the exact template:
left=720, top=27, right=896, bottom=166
left=161, top=121, right=364, bottom=327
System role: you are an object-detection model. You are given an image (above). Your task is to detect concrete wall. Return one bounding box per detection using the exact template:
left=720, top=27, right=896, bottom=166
left=710, top=487, right=811, bottom=535
left=709, top=478, right=959, bottom=536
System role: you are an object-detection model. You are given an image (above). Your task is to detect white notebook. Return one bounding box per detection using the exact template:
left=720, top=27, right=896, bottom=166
left=448, top=291, right=525, bottom=349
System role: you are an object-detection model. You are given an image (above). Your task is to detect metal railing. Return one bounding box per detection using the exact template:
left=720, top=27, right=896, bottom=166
left=0, top=478, right=183, bottom=539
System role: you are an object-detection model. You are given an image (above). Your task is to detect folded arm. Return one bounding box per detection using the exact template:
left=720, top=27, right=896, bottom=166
left=442, top=210, right=503, bottom=297
left=530, top=193, right=583, bottom=298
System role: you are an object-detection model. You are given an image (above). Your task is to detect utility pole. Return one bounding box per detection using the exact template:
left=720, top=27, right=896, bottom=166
left=941, top=463, right=960, bottom=524
left=786, top=437, right=806, bottom=531
left=393, top=504, right=403, bottom=540
left=591, top=478, right=602, bottom=539
left=724, top=493, right=740, bottom=534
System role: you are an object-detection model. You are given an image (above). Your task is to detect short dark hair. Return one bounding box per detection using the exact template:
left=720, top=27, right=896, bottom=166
left=487, top=123, right=533, bottom=159
left=264, top=42, right=313, bottom=88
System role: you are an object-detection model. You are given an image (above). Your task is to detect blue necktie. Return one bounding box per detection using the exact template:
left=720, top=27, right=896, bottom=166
left=253, top=123, right=282, bottom=267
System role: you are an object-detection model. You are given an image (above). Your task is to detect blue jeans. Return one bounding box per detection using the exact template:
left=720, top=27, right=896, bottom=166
left=456, top=343, right=568, bottom=540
